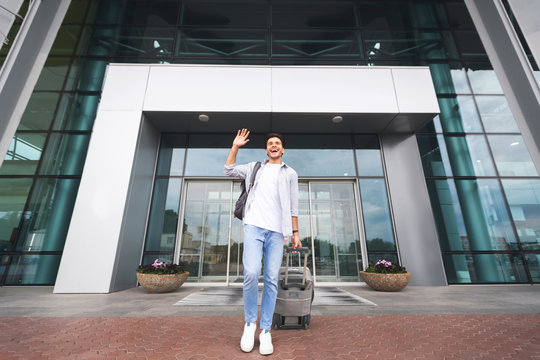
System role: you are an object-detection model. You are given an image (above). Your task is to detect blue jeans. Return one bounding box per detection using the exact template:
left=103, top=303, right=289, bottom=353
left=243, top=224, right=284, bottom=331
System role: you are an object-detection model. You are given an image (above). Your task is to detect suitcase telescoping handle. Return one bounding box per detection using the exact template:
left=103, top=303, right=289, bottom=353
left=284, top=247, right=309, bottom=291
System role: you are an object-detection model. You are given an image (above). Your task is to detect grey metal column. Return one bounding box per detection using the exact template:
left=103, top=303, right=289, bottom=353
left=465, top=0, right=540, bottom=174
left=109, top=115, right=161, bottom=292
left=0, top=0, right=71, bottom=167
left=507, top=0, right=540, bottom=67
left=381, top=133, right=447, bottom=286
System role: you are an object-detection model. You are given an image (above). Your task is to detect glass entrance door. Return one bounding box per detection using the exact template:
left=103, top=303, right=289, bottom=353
left=177, top=180, right=365, bottom=283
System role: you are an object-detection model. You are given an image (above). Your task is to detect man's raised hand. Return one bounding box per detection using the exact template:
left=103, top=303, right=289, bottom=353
left=233, top=128, right=250, bottom=148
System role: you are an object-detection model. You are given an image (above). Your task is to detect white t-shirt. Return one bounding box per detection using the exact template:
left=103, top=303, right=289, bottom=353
left=243, top=163, right=282, bottom=233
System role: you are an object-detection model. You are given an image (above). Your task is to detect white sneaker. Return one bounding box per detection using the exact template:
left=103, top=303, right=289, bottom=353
left=259, top=330, right=274, bottom=355
left=240, top=322, right=256, bottom=352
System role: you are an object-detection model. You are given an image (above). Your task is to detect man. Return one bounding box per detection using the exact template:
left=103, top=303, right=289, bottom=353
left=224, top=129, right=301, bottom=355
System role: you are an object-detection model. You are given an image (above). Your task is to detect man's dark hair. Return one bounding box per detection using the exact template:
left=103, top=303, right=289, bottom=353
left=266, top=132, right=285, bottom=147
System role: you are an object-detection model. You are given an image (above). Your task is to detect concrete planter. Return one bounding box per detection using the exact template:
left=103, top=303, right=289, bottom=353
left=136, top=272, right=189, bottom=293
left=359, top=271, right=411, bottom=292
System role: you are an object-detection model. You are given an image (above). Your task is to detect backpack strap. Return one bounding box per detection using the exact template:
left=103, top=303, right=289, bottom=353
left=248, top=161, right=261, bottom=192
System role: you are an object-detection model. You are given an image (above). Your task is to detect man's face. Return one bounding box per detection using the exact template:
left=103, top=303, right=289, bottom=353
left=266, top=137, right=284, bottom=160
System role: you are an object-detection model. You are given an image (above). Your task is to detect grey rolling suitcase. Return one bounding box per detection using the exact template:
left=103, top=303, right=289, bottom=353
left=273, top=247, right=314, bottom=330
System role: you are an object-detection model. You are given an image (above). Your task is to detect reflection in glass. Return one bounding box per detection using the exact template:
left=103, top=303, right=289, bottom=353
left=525, top=254, right=540, bottom=282
left=502, top=179, right=540, bottom=250
left=359, top=179, right=395, bottom=251
left=442, top=253, right=528, bottom=283
left=310, top=183, right=361, bottom=281
left=38, top=134, right=90, bottom=175
left=14, top=178, right=80, bottom=252
left=185, top=148, right=265, bottom=176
left=437, top=96, right=482, bottom=133
left=488, top=135, right=539, bottom=176
left=417, top=135, right=452, bottom=177
left=453, top=31, right=487, bottom=58
left=0, top=179, right=33, bottom=252
left=356, top=150, right=383, bottom=176
left=476, top=96, right=520, bottom=133
left=157, top=134, right=187, bottom=176
left=145, top=178, right=182, bottom=252
left=273, top=2, right=357, bottom=28
left=286, top=149, right=355, bottom=177
left=6, top=255, right=62, bottom=285
left=19, top=92, right=60, bottom=130
left=430, top=64, right=471, bottom=94
left=467, top=68, right=503, bottom=94
left=428, top=179, right=518, bottom=253
left=180, top=182, right=231, bottom=281
left=53, top=93, right=100, bottom=131
left=182, top=1, right=266, bottom=27
left=34, top=57, right=71, bottom=91
left=1, top=133, right=46, bottom=175
left=444, top=135, right=496, bottom=176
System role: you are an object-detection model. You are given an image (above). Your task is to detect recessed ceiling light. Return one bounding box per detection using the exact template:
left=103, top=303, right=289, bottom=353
left=510, top=142, right=519, bottom=146
left=332, top=115, right=343, bottom=123
left=198, top=114, right=209, bottom=122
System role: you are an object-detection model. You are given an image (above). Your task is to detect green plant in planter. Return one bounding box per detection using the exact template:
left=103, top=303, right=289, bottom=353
left=364, top=260, right=407, bottom=274
left=137, top=259, right=186, bottom=274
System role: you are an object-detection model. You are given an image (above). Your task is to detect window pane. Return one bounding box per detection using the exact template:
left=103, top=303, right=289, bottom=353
left=525, top=254, right=540, bottom=282
left=38, top=134, right=90, bottom=175
left=442, top=253, right=528, bottom=284
left=156, top=134, right=187, bottom=176
left=467, top=67, right=503, bottom=94
left=49, top=25, right=82, bottom=56
left=428, top=179, right=518, bottom=251
left=430, top=64, right=471, bottom=94
left=6, top=255, right=62, bottom=285
left=359, top=2, right=445, bottom=29
left=417, top=135, right=452, bottom=177
left=488, top=135, right=539, bottom=176
left=355, top=135, right=383, bottom=176
left=273, top=1, right=357, bottom=28
left=502, top=179, right=540, bottom=251
left=437, top=96, right=482, bottom=133
left=453, top=31, right=487, bottom=58
left=18, top=92, right=60, bottom=131
left=34, top=57, right=71, bottom=91
left=53, top=93, right=100, bottom=131
left=14, top=178, right=80, bottom=252
left=444, top=135, right=496, bottom=176
left=1, top=133, right=46, bottom=175
left=122, top=0, right=179, bottom=26
left=476, top=96, right=520, bottom=133
left=272, top=30, right=361, bottom=58
left=426, top=179, right=467, bottom=252
left=178, top=29, right=267, bottom=58
left=182, top=0, right=266, bottom=27
left=286, top=149, right=355, bottom=177
left=145, top=178, right=182, bottom=252
left=359, top=179, right=395, bottom=251
left=0, top=179, right=33, bottom=252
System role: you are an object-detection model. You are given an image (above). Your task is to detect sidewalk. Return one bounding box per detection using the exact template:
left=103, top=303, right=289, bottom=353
left=0, top=285, right=539, bottom=359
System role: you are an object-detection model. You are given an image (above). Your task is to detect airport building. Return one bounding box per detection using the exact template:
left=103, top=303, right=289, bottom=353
left=0, top=0, right=539, bottom=292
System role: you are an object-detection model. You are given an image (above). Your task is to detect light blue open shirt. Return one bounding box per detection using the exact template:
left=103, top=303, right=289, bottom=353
left=224, top=160, right=299, bottom=237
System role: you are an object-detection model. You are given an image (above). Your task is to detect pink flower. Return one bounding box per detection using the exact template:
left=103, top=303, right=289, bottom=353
left=152, top=259, right=164, bottom=268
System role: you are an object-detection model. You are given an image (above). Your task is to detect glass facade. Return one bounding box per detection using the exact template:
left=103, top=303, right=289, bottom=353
left=0, top=0, right=538, bottom=285
left=147, top=133, right=395, bottom=283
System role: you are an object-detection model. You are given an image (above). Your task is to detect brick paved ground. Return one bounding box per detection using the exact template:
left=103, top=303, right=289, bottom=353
left=0, top=314, right=539, bottom=359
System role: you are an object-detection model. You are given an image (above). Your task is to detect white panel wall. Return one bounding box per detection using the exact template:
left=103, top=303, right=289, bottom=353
left=271, top=67, right=398, bottom=113
left=55, top=64, right=440, bottom=293
left=144, top=65, right=272, bottom=112
left=54, top=65, right=149, bottom=293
